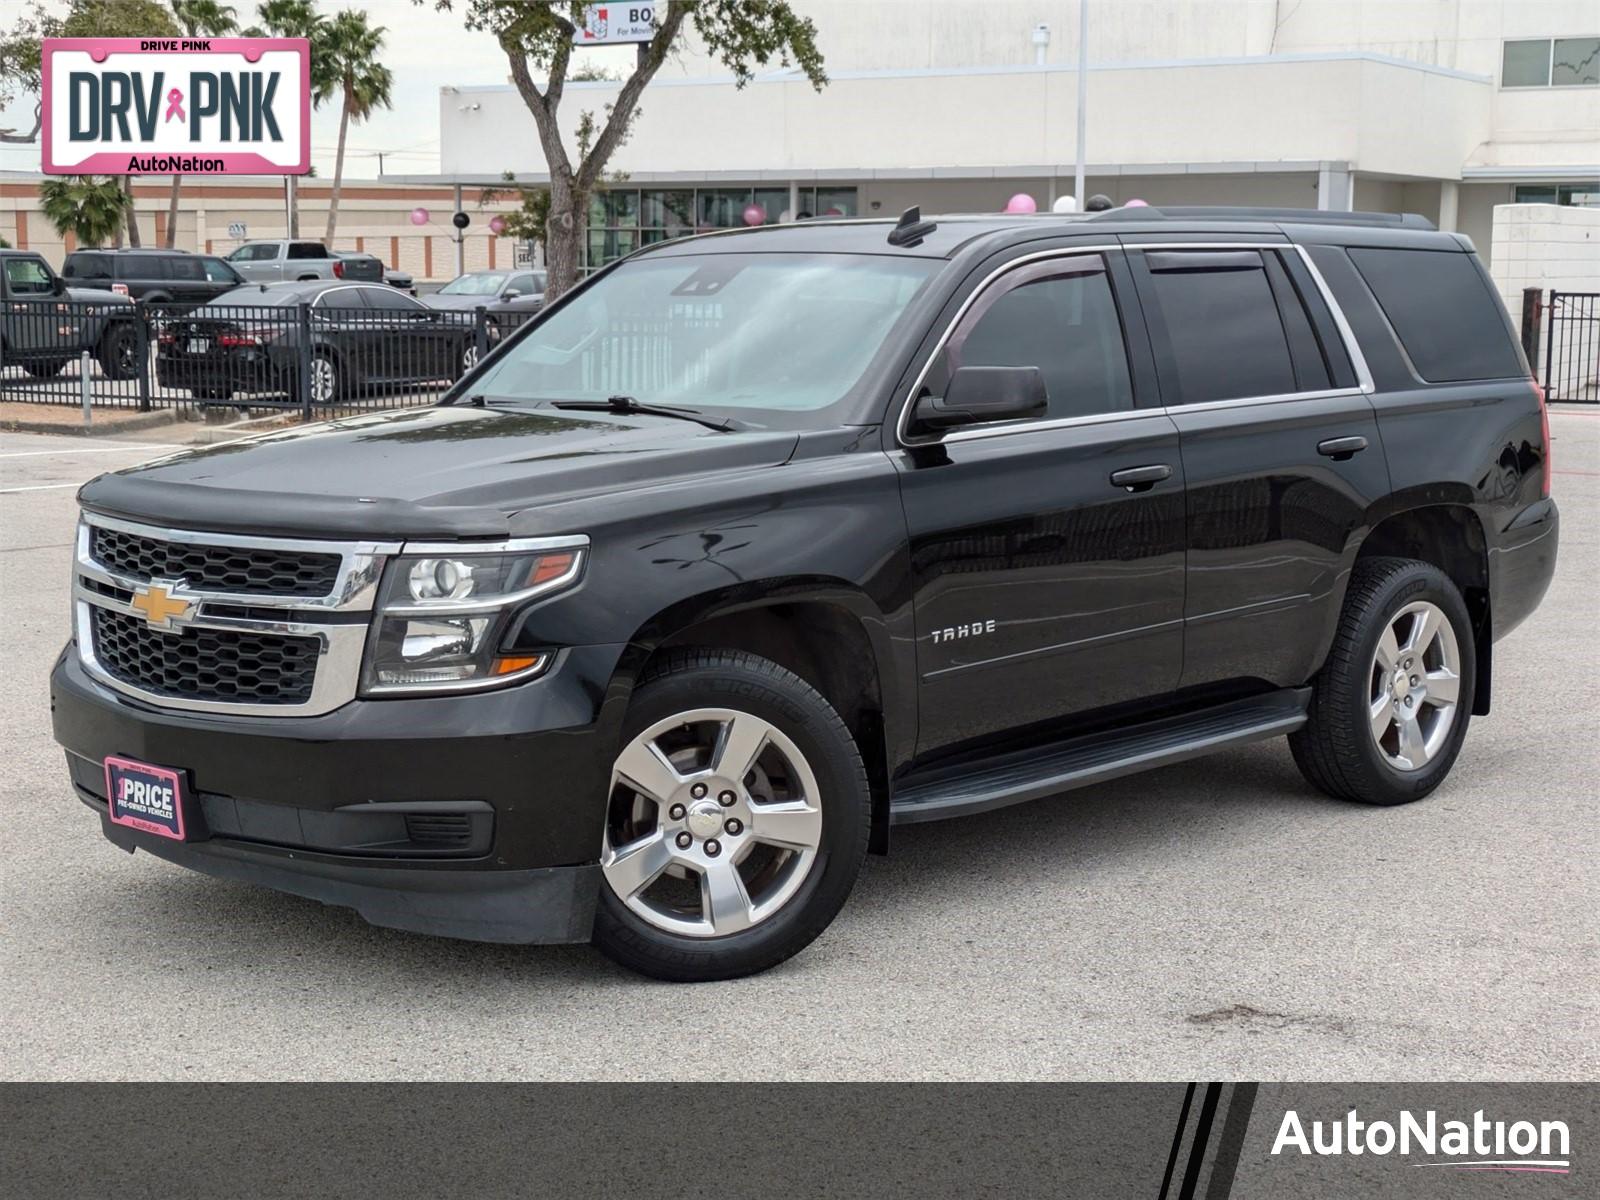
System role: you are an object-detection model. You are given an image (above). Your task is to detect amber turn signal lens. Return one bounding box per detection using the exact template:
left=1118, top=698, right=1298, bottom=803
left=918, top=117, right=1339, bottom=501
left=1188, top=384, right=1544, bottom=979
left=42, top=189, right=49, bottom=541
left=491, top=654, right=545, bottom=676
left=527, top=552, right=576, bottom=586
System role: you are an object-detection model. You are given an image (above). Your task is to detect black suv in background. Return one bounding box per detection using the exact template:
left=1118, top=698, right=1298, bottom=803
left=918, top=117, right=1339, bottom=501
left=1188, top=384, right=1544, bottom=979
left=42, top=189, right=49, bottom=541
left=62, top=248, right=246, bottom=311
left=53, top=207, right=1558, bottom=981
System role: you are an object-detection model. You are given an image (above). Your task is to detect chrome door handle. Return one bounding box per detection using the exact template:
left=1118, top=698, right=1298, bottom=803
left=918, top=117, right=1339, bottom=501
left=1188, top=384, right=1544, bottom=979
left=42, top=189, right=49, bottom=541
left=1317, top=436, right=1368, bottom=460
left=1109, top=464, right=1173, bottom=492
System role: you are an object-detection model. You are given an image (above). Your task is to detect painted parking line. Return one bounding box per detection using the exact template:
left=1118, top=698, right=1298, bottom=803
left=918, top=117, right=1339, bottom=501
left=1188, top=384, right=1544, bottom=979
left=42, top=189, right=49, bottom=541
left=0, top=482, right=85, bottom=494
left=0, top=444, right=183, bottom=458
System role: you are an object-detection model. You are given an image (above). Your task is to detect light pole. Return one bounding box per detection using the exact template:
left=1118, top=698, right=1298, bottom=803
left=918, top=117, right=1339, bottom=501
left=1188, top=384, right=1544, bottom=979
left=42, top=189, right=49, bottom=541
left=1074, top=0, right=1088, bottom=209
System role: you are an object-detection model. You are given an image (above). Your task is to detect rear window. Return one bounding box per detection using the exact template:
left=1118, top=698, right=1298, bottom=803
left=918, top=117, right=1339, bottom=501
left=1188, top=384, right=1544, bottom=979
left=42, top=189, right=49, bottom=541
left=288, top=242, right=329, bottom=260
left=1347, top=247, right=1522, bottom=383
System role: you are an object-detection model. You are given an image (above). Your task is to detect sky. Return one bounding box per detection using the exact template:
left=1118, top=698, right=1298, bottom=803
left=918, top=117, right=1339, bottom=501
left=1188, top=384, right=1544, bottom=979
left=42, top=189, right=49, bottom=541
left=0, top=0, right=526, bottom=179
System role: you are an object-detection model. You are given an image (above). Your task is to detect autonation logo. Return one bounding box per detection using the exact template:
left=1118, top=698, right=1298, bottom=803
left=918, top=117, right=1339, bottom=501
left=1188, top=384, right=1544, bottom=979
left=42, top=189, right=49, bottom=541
left=1273, top=1109, right=1571, bottom=1175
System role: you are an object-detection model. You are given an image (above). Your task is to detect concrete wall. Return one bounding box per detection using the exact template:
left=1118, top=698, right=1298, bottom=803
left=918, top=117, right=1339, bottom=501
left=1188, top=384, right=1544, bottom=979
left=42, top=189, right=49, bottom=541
left=1490, top=204, right=1600, bottom=399
left=441, top=55, right=1490, bottom=180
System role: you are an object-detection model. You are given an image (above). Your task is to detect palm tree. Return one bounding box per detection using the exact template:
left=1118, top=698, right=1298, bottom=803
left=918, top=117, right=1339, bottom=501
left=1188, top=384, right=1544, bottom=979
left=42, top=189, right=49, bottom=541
left=318, top=9, right=392, bottom=243
left=165, top=1, right=237, bottom=247
left=40, top=176, right=130, bottom=248
left=253, top=0, right=331, bottom=237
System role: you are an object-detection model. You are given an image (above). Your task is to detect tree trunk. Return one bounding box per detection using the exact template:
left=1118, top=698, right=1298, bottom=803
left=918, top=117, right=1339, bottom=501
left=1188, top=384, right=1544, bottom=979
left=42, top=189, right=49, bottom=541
left=165, top=175, right=182, bottom=248
left=123, top=176, right=141, bottom=247
left=324, top=91, right=351, bottom=244
left=543, top=172, right=584, bottom=299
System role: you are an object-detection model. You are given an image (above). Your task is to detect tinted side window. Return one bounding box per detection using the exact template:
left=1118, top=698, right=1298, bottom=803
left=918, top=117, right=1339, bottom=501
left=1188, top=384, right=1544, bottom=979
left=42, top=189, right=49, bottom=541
left=944, top=257, right=1133, bottom=420
left=1140, top=251, right=1296, bottom=405
left=64, top=253, right=111, bottom=280
left=1347, top=247, right=1523, bottom=383
left=165, top=256, right=204, bottom=280
left=288, top=242, right=328, bottom=260
left=201, top=258, right=240, bottom=283
left=362, top=286, right=424, bottom=312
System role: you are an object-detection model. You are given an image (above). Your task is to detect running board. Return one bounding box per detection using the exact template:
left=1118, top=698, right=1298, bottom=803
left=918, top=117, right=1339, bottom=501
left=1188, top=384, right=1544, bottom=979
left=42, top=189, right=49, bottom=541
left=889, top=688, right=1311, bottom=824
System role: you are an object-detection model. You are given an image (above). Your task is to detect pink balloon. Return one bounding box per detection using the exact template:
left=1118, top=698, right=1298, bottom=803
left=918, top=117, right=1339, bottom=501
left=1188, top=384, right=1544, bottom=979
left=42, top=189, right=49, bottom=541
left=488, top=215, right=508, bottom=235
left=824, top=206, right=844, bottom=218
left=1003, top=193, right=1038, bottom=214
left=742, top=203, right=766, bottom=227
left=409, top=206, right=429, bottom=226
left=1125, top=198, right=1150, bottom=208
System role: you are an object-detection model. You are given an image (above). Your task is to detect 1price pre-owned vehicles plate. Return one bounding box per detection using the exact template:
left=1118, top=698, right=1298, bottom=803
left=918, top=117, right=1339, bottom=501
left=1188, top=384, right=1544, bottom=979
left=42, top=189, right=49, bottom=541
left=51, top=206, right=1558, bottom=981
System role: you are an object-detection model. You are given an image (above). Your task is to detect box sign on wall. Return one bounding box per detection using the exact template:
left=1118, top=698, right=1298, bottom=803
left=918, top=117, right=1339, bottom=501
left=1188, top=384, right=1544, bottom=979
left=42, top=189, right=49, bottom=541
left=42, top=38, right=310, bottom=175
left=574, top=5, right=656, bottom=45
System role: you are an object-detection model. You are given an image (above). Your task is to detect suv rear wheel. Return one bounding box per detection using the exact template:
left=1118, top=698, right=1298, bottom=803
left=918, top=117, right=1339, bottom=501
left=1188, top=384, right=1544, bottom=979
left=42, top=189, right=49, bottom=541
left=1290, top=557, right=1475, bottom=805
left=592, top=649, right=870, bottom=981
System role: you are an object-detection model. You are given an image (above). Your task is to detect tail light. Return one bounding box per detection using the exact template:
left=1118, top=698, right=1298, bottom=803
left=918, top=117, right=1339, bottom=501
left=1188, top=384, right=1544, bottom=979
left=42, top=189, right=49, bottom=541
left=218, top=327, right=283, bottom=348
left=157, top=332, right=175, bottom=346
left=332, top=259, right=345, bottom=279
left=1534, top=378, right=1551, bottom=498
left=111, top=282, right=129, bottom=297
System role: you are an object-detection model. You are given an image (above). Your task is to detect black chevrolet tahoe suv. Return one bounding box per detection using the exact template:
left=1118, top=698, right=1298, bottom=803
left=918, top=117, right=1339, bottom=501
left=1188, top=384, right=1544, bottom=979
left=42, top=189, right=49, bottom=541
left=52, top=207, right=1558, bottom=981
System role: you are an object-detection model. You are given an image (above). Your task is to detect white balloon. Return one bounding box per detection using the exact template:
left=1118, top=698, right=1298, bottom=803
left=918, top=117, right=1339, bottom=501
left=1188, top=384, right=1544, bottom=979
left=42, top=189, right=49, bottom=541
left=778, top=209, right=794, bottom=224
left=1051, top=195, right=1079, bottom=213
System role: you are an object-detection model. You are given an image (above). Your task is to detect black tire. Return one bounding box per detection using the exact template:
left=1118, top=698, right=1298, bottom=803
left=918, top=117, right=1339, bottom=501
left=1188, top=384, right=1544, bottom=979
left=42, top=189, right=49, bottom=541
left=191, top=386, right=232, bottom=401
left=22, top=358, right=69, bottom=377
left=591, top=649, right=871, bottom=982
left=97, top=322, right=141, bottom=380
left=1290, top=557, right=1476, bottom=806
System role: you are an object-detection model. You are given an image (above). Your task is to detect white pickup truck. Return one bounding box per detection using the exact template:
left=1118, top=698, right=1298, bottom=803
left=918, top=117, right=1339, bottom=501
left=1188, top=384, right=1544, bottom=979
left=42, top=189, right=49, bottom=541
left=224, top=240, right=384, bottom=284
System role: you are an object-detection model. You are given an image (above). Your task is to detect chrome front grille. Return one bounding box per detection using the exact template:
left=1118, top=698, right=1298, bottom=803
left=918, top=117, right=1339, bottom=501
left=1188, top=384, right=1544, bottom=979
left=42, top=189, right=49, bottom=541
left=74, top=514, right=401, bottom=717
left=89, top=524, right=342, bottom=598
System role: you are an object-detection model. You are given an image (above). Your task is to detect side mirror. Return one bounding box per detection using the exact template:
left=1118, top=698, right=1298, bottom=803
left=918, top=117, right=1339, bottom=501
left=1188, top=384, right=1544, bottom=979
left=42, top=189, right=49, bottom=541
left=503, top=288, right=523, bottom=299
left=52, top=274, right=67, bottom=295
left=912, top=365, right=1047, bottom=432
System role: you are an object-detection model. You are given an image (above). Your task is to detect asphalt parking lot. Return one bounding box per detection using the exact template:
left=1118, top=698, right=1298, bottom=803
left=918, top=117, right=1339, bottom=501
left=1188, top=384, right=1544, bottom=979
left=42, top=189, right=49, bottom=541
left=1, top=412, right=1595, bottom=1082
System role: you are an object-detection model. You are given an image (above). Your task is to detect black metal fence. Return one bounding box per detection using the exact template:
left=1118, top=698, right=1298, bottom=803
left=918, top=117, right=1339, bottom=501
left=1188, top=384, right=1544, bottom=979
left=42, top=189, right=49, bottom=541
left=1, top=299, right=538, bottom=417
left=1542, top=291, right=1599, bottom=403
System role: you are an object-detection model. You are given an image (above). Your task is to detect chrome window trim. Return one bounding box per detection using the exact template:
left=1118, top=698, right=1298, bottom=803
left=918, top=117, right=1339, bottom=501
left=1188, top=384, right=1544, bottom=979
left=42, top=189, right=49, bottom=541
left=893, top=240, right=1376, bottom=449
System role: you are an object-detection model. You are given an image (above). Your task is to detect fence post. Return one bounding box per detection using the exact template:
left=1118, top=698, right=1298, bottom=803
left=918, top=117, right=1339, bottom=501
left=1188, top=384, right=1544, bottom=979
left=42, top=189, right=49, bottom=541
left=1520, top=287, right=1542, bottom=376
left=296, top=301, right=313, bottom=419
left=474, top=305, right=489, bottom=365
left=136, top=308, right=152, bottom=412
left=1544, top=291, right=1559, bottom=401
left=80, top=349, right=92, bottom=427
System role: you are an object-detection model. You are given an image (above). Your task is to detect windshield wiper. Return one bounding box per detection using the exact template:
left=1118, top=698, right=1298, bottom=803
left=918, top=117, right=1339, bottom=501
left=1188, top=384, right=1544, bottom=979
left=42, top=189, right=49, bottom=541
left=551, top=395, right=745, bottom=432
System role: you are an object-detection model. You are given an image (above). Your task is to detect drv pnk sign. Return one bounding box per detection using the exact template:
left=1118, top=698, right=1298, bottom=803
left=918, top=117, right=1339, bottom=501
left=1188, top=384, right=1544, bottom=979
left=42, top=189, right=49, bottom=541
left=42, top=38, right=310, bottom=175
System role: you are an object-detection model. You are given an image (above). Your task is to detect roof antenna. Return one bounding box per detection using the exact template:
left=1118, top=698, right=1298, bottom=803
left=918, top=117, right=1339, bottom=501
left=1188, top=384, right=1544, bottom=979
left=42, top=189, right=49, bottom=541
left=888, top=205, right=936, bottom=248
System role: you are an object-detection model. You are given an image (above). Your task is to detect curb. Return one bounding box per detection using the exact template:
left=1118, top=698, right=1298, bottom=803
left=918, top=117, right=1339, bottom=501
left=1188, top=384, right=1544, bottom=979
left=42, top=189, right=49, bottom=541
left=0, top=409, right=183, bottom=437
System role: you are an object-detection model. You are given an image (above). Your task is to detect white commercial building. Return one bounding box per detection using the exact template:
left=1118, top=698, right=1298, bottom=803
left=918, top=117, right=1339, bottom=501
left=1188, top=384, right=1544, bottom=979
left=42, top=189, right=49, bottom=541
left=424, top=0, right=1599, bottom=270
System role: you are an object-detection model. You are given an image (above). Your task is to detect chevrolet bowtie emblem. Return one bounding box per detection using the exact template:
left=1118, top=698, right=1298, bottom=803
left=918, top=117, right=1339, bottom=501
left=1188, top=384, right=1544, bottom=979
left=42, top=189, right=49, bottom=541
left=129, top=582, right=195, bottom=631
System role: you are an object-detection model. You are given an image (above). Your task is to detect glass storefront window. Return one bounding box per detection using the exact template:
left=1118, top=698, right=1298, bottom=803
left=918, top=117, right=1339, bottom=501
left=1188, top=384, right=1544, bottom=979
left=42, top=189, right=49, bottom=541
left=582, top=186, right=860, bottom=268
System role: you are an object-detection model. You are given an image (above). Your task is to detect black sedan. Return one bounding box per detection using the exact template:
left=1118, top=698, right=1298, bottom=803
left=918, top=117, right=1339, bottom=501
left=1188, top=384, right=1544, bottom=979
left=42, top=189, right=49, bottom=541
left=155, top=281, right=478, bottom=402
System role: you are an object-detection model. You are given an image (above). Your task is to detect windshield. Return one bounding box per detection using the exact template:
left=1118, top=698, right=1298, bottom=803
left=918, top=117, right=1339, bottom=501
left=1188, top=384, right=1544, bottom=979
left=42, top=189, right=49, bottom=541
left=471, top=252, right=937, bottom=420
left=440, top=272, right=509, bottom=296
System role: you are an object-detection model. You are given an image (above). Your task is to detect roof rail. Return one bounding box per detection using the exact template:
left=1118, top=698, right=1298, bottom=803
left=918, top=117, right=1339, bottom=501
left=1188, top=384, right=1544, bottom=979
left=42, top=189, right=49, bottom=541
left=1088, top=206, right=1437, bottom=230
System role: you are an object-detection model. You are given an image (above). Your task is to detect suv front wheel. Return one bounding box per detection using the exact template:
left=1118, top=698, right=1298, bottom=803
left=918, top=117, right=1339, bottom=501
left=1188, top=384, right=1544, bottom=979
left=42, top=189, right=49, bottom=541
left=1291, top=557, right=1475, bottom=806
left=591, top=650, right=870, bottom=981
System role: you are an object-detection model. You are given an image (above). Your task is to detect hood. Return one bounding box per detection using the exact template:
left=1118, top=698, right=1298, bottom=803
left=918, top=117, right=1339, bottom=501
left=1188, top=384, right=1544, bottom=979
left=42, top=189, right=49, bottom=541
left=77, top=405, right=801, bottom=539
left=65, top=286, right=134, bottom=306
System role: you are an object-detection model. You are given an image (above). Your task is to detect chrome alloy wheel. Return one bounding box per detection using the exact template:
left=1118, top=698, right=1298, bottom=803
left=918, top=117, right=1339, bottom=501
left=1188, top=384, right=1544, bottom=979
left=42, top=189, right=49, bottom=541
left=460, top=343, right=479, bottom=372
left=309, top=355, right=338, bottom=404
left=601, top=708, right=824, bottom=938
left=1368, top=600, right=1462, bottom=771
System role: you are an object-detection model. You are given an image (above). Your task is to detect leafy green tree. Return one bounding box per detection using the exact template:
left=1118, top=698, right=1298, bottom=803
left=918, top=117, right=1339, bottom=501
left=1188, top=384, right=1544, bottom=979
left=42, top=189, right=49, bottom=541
left=0, top=2, right=60, bottom=145
left=165, top=1, right=239, bottom=247
left=317, top=9, right=393, bottom=242
left=480, top=173, right=552, bottom=256
left=40, top=176, right=131, bottom=248
left=427, top=1, right=826, bottom=300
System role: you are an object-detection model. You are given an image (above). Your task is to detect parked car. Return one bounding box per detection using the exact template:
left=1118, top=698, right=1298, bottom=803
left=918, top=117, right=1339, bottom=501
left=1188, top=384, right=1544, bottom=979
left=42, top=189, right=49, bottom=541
left=62, top=248, right=246, bottom=311
left=54, top=207, right=1558, bottom=982
left=333, top=251, right=413, bottom=295
left=225, top=239, right=384, bottom=284
left=154, top=280, right=476, bottom=402
left=0, top=248, right=142, bottom=378
left=421, top=268, right=545, bottom=319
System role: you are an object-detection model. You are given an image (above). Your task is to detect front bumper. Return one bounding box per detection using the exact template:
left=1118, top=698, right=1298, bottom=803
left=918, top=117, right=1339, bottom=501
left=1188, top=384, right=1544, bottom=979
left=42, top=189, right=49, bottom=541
left=51, top=642, right=629, bottom=944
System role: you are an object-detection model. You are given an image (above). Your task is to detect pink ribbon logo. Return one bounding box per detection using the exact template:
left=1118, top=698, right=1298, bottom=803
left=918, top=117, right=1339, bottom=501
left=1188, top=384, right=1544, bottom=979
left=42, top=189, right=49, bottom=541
left=164, top=88, right=185, bottom=123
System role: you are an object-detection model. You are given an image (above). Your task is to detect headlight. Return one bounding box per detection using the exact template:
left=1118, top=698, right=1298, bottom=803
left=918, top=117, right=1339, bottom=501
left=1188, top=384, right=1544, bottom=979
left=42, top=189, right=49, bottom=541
left=361, top=539, right=586, bottom=694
